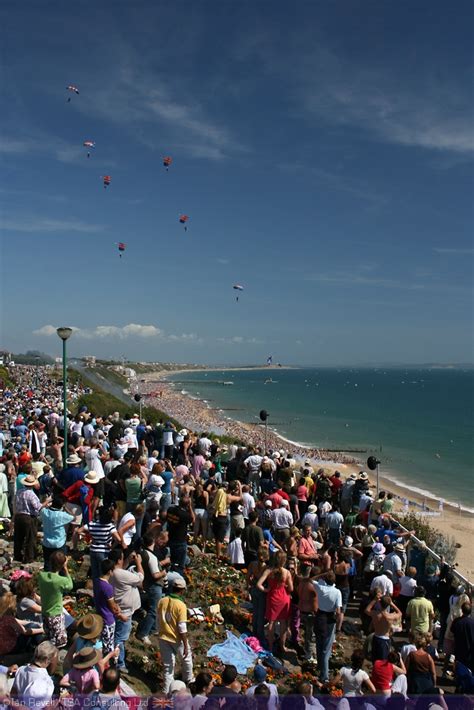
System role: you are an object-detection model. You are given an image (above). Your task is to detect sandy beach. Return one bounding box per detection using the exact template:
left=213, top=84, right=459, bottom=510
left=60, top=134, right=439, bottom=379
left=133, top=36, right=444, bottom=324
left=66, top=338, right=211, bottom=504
left=138, top=368, right=474, bottom=581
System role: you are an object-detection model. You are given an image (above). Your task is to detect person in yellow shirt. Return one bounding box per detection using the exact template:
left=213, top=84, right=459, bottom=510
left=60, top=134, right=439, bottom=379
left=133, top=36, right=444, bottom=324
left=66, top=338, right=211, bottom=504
left=157, top=578, right=193, bottom=693
left=406, top=586, right=435, bottom=634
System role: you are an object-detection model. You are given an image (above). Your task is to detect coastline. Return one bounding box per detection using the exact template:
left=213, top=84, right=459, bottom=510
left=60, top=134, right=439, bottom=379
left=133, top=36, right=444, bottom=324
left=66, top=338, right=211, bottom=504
left=139, top=368, right=474, bottom=579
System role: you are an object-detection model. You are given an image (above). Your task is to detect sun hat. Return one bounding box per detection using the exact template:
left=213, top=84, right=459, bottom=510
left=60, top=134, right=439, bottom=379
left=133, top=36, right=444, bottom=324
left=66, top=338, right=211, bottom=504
left=66, top=454, right=82, bottom=465
left=307, top=504, right=317, bottom=513
left=84, top=471, right=100, bottom=484
left=179, top=429, right=188, bottom=436
left=72, top=647, right=100, bottom=669
left=271, top=452, right=280, bottom=459
left=265, top=500, right=272, bottom=507
left=76, top=613, right=104, bottom=640
left=344, top=536, right=354, bottom=548
left=368, top=524, right=377, bottom=534
left=254, top=664, right=267, bottom=682
left=169, top=680, right=187, bottom=694
left=22, top=475, right=37, bottom=487
left=372, top=542, right=386, bottom=555
left=359, top=472, right=369, bottom=480
left=348, top=473, right=357, bottom=480
left=281, top=499, right=289, bottom=507
left=394, top=542, right=406, bottom=552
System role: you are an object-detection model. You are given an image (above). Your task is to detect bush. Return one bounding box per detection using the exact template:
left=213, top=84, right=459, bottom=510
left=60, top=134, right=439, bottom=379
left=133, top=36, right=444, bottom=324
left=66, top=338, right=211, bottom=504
left=395, top=512, right=458, bottom=565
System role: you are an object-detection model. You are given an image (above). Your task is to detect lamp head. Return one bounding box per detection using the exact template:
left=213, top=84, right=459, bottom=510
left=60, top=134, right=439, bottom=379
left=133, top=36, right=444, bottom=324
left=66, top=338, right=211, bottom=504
left=367, top=456, right=381, bottom=471
left=56, top=327, right=73, bottom=341
left=259, top=409, right=269, bottom=422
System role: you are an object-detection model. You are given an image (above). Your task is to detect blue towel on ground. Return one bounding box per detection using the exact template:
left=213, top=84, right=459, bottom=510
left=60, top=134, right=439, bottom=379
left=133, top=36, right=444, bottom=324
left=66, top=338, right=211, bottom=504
left=207, top=630, right=258, bottom=674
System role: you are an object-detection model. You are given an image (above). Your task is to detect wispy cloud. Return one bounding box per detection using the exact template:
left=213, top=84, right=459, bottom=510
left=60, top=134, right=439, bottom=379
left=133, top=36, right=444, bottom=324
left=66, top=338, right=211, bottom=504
left=434, top=247, right=474, bottom=255
left=75, top=61, right=246, bottom=161
left=217, top=336, right=263, bottom=345
left=305, top=270, right=425, bottom=290
left=300, top=52, right=474, bottom=155
left=33, top=323, right=200, bottom=342
left=3, top=217, right=105, bottom=233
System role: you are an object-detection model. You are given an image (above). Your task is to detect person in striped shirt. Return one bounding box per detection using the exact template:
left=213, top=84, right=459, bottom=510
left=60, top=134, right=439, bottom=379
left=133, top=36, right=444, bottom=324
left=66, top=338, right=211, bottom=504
left=77, top=506, right=124, bottom=579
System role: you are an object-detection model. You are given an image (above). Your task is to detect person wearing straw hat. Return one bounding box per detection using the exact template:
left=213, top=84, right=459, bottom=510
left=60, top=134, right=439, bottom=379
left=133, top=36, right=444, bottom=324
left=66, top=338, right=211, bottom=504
left=63, top=469, right=101, bottom=525
left=60, top=647, right=101, bottom=694
left=64, top=613, right=104, bottom=670
left=13, top=474, right=51, bottom=563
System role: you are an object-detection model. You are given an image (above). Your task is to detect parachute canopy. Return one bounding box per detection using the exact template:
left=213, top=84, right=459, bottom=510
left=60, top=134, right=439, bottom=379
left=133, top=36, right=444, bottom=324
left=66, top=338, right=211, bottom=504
left=233, top=284, right=244, bottom=291
left=163, top=156, right=172, bottom=169
left=118, top=242, right=126, bottom=252
left=83, top=141, right=95, bottom=158
left=179, top=215, right=188, bottom=224
left=102, top=175, right=111, bottom=188
left=66, top=85, right=79, bottom=95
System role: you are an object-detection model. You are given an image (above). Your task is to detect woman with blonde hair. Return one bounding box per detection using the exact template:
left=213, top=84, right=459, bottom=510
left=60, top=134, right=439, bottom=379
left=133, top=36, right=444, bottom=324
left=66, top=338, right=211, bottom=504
left=257, top=550, right=293, bottom=653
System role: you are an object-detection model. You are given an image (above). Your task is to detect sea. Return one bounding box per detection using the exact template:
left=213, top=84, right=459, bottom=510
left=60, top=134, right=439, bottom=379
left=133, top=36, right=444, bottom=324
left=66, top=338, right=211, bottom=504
left=167, top=367, right=474, bottom=511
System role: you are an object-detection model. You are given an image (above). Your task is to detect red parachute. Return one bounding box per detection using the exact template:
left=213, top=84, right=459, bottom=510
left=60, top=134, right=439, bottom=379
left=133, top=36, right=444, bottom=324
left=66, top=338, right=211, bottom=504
left=179, top=215, right=189, bottom=231
left=118, top=242, right=126, bottom=258
left=102, top=175, right=111, bottom=189
left=66, top=85, right=79, bottom=102
left=163, top=156, right=172, bottom=171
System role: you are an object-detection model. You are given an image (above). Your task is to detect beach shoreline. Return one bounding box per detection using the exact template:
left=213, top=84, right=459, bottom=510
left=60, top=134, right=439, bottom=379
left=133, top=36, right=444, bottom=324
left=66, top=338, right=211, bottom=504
left=137, top=367, right=474, bottom=579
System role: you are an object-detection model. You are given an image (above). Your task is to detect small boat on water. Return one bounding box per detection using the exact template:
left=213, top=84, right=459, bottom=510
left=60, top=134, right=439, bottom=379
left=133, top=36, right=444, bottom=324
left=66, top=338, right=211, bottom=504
left=223, top=381, right=234, bottom=386
left=264, top=378, right=278, bottom=384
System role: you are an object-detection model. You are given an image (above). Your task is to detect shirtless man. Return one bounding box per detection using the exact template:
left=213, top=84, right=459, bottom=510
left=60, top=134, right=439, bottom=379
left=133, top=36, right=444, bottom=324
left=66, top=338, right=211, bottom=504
left=365, top=592, right=402, bottom=662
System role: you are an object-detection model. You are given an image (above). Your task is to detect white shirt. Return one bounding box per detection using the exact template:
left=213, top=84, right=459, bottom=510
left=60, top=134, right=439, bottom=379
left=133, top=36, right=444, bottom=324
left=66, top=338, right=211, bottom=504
left=271, top=507, right=293, bottom=529
left=198, top=436, right=212, bottom=455
left=228, top=538, right=245, bottom=564
left=302, top=511, right=319, bottom=531
left=244, top=454, right=263, bottom=475
left=313, top=580, right=342, bottom=612
left=340, top=666, right=370, bottom=696
left=13, top=664, right=55, bottom=709
left=147, top=456, right=159, bottom=471
left=326, top=510, right=344, bottom=529
left=400, top=575, right=417, bottom=597
left=241, top=492, right=255, bottom=518
left=370, top=574, right=394, bottom=596
left=83, top=423, right=95, bottom=440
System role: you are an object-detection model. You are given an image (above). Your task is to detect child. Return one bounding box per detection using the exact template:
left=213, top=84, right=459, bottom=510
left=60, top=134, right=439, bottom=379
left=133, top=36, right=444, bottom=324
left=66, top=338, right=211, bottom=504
left=228, top=529, right=245, bottom=569
left=60, top=647, right=101, bottom=694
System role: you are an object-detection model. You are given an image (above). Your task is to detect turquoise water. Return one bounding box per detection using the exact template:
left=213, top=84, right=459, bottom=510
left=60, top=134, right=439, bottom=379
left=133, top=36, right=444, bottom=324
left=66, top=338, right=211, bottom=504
left=168, top=367, right=474, bottom=509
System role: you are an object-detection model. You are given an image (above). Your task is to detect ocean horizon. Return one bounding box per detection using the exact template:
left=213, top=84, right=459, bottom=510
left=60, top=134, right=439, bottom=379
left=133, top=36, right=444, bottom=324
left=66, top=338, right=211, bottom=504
left=167, top=366, right=474, bottom=511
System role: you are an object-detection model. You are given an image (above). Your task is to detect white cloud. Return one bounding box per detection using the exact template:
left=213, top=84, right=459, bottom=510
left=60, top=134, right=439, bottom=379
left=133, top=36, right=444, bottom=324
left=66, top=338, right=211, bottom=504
left=32, top=323, right=204, bottom=343
left=217, top=335, right=263, bottom=345
left=3, top=217, right=105, bottom=233
left=33, top=325, right=60, bottom=336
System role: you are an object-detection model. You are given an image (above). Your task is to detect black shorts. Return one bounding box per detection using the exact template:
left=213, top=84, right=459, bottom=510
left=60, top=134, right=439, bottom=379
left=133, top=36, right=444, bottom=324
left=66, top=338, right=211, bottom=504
left=213, top=515, right=228, bottom=542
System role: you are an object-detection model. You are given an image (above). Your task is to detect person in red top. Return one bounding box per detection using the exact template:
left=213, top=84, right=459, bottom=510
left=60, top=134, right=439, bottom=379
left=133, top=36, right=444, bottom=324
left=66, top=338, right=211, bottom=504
left=298, top=525, right=322, bottom=567
left=276, top=487, right=290, bottom=502
left=330, top=472, right=343, bottom=499
left=63, top=471, right=100, bottom=525
left=371, top=650, right=406, bottom=696
left=267, top=489, right=283, bottom=510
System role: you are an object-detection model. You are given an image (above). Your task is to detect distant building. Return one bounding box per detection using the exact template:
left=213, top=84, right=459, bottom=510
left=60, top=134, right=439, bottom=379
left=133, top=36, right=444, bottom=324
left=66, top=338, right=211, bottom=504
left=124, top=367, right=136, bottom=378
left=0, top=351, right=12, bottom=366
left=85, top=355, right=96, bottom=366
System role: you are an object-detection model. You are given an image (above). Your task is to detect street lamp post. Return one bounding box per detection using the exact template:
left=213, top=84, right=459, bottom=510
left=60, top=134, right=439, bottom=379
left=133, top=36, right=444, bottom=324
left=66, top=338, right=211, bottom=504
left=57, top=327, right=73, bottom=468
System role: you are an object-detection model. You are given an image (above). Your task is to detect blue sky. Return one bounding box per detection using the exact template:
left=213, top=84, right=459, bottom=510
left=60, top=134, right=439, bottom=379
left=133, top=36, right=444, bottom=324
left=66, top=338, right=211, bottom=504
left=1, top=0, right=473, bottom=365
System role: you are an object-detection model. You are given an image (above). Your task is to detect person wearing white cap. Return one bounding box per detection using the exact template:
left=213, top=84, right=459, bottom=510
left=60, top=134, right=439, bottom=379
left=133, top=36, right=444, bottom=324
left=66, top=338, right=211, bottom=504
left=157, top=576, right=193, bottom=694
left=270, top=500, right=293, bottom=545
left=340, top=473, right=357, bottom=516
left=301, top=504, right=319, bottom=533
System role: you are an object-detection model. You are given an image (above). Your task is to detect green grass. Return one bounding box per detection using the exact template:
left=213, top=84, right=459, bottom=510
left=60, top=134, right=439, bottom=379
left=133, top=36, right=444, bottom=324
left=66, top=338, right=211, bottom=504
left=91, top=366, right=128, bottom=387
left=0, top=366, right=14, bottom=388
left=73, top=370, right=182, bottom=428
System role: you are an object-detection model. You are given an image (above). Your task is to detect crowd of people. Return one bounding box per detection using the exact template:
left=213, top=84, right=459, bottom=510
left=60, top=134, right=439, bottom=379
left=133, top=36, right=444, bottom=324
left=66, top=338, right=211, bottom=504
left=0, top=364, right=473, bottom=709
